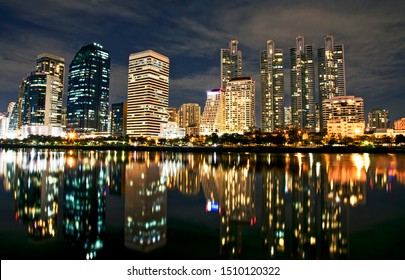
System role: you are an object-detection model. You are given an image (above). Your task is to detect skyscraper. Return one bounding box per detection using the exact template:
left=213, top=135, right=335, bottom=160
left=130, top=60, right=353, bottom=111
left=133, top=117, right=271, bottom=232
left=20, top=71, right=63, bottom=137
left=221, top=40, right=242, bottom=90
left=36, top=53, right=65, bottom=86
left=290, top=36, right=316, bottom=132
left=260, top=40, right=284, bottom=132
left=200, top=89, right=225, bottom=135
left=67, top=43, right=110, bottom=134
left=225, top=77, right=255, bottom=134
left=318, top=35, right=346, bottom=130
left=127, top=50, right=169, bottom=137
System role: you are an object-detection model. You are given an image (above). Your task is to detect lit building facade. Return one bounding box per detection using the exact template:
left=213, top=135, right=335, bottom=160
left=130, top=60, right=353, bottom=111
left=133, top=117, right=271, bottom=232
left=221, top=40, right=242, bottom=90
left=21, top=72, right=63, bottom=137
left=159, top=122, right=186, bottom=139
left=127, top=50, right=169, bottom=137
left=168, top=108, right=178, bottom=123
left=178, top=103, right=201, bottom=136
left=367, top=109, right=390, bottom=132
left=36, top=53, right=65, bottom=98
left=323, top=95, right=365, bottom=137
left=318, top=35, right=346, bottom=130
left=111, top=102, right=127, bottom=136
left=67, top=43, right=110, bottom=134
left=260, top=40, right=284, bottom=132
left=200, top=89, right=225, bottom=135
left=225, top=77, right=255, bottom=134
left=5, top=102, right=18, bottom=138
left=284, top=106, right=292, bottom=128
left=394, top=118, right=405, bottom=130
left=290, top=35, right=316, bottom=132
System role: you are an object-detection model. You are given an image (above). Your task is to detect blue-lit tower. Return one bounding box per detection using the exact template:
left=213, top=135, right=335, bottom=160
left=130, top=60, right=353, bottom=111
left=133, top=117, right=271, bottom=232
left=67, top=43, right=110, bottom=134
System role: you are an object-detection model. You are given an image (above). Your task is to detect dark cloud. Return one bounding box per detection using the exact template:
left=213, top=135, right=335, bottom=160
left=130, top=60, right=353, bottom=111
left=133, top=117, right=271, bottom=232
left=0, top=0, right=404, bottom=123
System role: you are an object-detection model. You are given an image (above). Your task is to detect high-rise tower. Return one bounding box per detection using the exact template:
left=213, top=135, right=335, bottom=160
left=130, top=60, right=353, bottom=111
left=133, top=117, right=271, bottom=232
left=221, top=40, right=242, bottom=90
left=200, top=89, right=225, bottom=135
left=225, top=77, right=255, bottom=134
left=21, top=71, right=63, bottom=137
left=67, top=43, right=110, bottom=134
left=36, top=54, right=65, bottom=129
left=318, top=35, right=346, bottom=131
left=127, top=50, right=169, bottom=137
left=260, top=40, right=284, bottom=132
left=290, top=35, right=316, bottom=132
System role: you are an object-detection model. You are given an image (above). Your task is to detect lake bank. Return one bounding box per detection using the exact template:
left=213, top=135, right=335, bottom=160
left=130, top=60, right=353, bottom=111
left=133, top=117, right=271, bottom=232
left=0, top=143, right=404, bottom=154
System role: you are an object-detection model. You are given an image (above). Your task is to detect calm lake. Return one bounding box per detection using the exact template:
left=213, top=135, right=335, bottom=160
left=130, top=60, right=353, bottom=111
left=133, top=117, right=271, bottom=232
left=0, top=149, right=404, bottom=260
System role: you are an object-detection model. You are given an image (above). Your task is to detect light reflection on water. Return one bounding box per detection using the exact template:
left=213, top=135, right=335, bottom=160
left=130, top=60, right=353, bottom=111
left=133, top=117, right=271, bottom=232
left=0, top=149, right=404, bottom=260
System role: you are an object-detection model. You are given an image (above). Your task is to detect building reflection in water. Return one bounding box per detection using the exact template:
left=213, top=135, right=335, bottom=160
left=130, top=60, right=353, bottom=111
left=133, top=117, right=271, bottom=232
left=260, top=153, right=370, bottom=259
left=124, top=151, right=167, bottom=252
left=219, top=154, right=256, bottom=259
left=63, top=150, right=107, bottom=260
left=0, top=149, right=64, bottom=239
left=261, top=154, right=287, bottom=259
left=0, top=149, right=404, bottom=259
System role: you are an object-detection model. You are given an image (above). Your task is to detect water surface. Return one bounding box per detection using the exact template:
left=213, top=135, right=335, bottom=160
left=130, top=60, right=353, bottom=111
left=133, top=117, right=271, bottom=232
left=0, top=149, right=404, bottom=260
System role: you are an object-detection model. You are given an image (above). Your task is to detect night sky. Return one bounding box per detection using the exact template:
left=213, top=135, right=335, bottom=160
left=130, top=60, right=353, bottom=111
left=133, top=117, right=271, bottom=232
left=1, top=0, right=404, bottom=123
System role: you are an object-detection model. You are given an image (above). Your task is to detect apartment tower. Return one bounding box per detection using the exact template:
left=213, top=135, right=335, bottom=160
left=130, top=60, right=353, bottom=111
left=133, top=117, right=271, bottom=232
left=290, top=35, right=316, bottom=132
left=260, top=40, right=284, bottom=132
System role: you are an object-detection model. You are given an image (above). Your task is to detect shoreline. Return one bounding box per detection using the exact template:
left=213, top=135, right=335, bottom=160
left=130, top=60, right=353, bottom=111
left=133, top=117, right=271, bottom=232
left=0, top=143, right=404, bottom=154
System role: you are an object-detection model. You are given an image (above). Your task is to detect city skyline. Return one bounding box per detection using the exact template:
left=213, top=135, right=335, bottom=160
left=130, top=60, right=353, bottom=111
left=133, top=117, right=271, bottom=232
left=0, top=0, right=404, bottom=124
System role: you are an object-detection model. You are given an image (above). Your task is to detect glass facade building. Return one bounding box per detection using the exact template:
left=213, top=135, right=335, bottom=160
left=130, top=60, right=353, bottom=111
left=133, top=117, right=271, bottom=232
left=67, top=43, right=110, bottom=134
left=20, top=72, right=63, bottom=136
left=111, top=102, right=127, bottom=136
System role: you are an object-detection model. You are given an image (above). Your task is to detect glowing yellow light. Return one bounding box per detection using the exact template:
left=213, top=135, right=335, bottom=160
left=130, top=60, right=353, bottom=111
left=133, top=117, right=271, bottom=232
left=350, top=195, right=358, bottom=206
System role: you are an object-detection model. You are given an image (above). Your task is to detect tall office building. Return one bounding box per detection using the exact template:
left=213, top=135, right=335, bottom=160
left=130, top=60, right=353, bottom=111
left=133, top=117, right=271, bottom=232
left=260, top=40, right=284, bottom=132
left=36, top=54, right=65, bottom=126
left=111, top=102, right=127, bottom=136
left=225, top=77, right=255, bottom=134
left=200, top=89, right=225, bottom=135
left=290, top=35, right=316, bottom=132
left=36, top=53, right=65, bottom=89
left=318, top=35, right=346, bottom=130
left=367, top=109, right=390, bottom=132
left=127, top=50, right=169, bottom=137
left=20, top=71, right=63, bottom=137
left=67, top=43, right=110, bottom=134
left=178, top=103, right=201, bottom=136
left=221, top=40, right=242, bottom=90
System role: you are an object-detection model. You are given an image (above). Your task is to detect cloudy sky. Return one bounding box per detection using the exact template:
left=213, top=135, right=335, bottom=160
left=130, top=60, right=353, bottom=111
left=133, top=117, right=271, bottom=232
left=1, top=0, right=404, bottom=123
